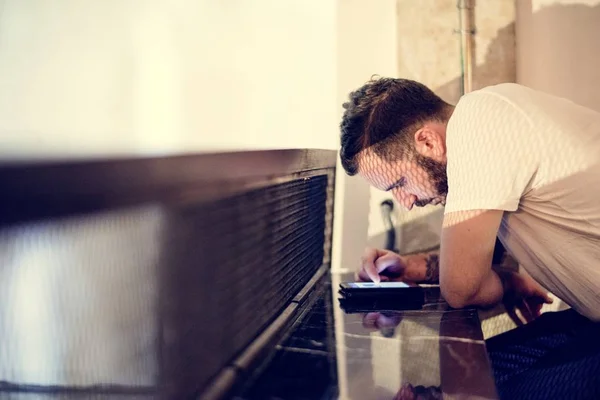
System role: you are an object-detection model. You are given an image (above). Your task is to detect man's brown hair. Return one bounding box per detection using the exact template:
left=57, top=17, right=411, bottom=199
left=339, top=77, right=451, bottom=175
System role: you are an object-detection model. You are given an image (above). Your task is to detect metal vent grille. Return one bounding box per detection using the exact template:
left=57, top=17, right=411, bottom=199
left=0, top=163, right=335, bottom=399
left=162, top=173, right=333, bottom=397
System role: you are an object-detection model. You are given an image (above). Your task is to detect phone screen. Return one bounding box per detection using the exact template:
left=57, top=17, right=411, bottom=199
left=346, top=282, right=410, bottom=289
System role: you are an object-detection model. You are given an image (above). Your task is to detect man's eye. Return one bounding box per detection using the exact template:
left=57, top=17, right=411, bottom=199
left=385, top=177, right=406, bottom=192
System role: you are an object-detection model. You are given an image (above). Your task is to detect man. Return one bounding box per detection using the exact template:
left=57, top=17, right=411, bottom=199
left=339, top=77, right=600, bottom=399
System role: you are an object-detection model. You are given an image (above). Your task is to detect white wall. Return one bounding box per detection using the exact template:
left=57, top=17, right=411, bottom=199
left=332, top=2, right=398, bottom=399
left=0, top=0, right=338, bottom=159
left=332, top=0, right=397, bottom=273
left=516, top=0, right=600, bottom=111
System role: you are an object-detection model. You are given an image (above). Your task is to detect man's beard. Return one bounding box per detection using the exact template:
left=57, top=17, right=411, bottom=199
left=414, top=153, right=448, bottom=207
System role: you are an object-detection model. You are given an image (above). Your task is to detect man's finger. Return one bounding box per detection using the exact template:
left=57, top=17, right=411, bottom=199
left=531, top=301, right=544, bottom=318
left=520, top=299, right=535, bottom=323
left=357, top=269, right=389, bottom=282
left=375, top=253, right=404, bottom=277
left=505, top=303, right=524, bottom=326
left=361, top=249, right=381, bottom=283
left=356, top=270, right=369, bottom=281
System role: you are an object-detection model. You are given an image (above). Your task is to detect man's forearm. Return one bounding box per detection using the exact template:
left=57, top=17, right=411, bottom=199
left=405, top=250, right=513, bottom=307
left=425, top=252, right=440, bottom=283
left=403, top=251, right=440, bottom=283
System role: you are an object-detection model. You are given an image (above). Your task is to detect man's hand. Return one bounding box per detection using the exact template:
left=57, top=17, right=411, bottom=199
left=501, top=270, right=554, bottom=325
left=357, top=248, right=439, bottom=284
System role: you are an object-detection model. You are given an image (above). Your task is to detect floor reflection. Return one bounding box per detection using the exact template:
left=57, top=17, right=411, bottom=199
left=222, top=271, right=497, bottom=399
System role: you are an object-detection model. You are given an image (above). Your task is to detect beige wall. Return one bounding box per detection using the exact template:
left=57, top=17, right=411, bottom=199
left=516, top=0, right=600, bottom=111
left=0, top=0, right=338, bottom=159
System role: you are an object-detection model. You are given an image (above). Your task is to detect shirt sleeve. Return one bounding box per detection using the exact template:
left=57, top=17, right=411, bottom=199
left=444, top=91, right=539, bottom=214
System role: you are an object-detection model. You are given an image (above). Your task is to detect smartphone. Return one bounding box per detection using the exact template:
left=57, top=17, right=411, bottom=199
left=338, top=281, right=425, bottom=312
left=339, top=281, right=424, bottom=300
left=341, top=282, right=413, bottom=289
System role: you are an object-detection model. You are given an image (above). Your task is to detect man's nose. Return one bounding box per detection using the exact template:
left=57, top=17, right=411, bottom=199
left=393, top=189, right=416, bottom=211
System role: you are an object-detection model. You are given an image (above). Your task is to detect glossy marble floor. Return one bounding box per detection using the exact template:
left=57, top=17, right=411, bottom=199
left=233, top=272, right=497, bottom=400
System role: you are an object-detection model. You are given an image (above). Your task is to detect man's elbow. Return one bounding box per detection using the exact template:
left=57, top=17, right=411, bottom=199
left=441, top=289, right=473, bottom=309
left=440, top=281, right=478, bottom=309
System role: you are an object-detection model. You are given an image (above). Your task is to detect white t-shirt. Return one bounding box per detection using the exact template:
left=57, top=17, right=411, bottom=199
left=445, top=83, right=600, bottom=321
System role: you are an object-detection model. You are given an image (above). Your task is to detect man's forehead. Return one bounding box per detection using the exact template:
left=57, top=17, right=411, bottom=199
left=356, top=149, right=402, bottom=190
left=356, top=149, right=378, bottom=173
left=356, top=149, right=385, bottom=179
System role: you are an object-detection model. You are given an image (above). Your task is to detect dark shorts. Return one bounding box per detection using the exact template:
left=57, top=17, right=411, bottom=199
left=486, top=309, right=600, bottom=400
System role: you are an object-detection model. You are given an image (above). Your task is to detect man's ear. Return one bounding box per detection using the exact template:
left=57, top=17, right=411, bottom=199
left=413, top=123, right=446, bottom=162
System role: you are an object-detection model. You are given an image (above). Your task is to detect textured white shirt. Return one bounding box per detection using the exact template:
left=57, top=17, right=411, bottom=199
left=445, top=83, right=600, bottom=320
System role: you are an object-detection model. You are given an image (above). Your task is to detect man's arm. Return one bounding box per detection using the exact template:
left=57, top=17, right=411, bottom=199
left=358, top=226, right=515, bottom=293
left=438, top=209, right=505, bottom=309
left=425, top=252, right=440, bottom=283
left=405, top=239, right=514, bottom=285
